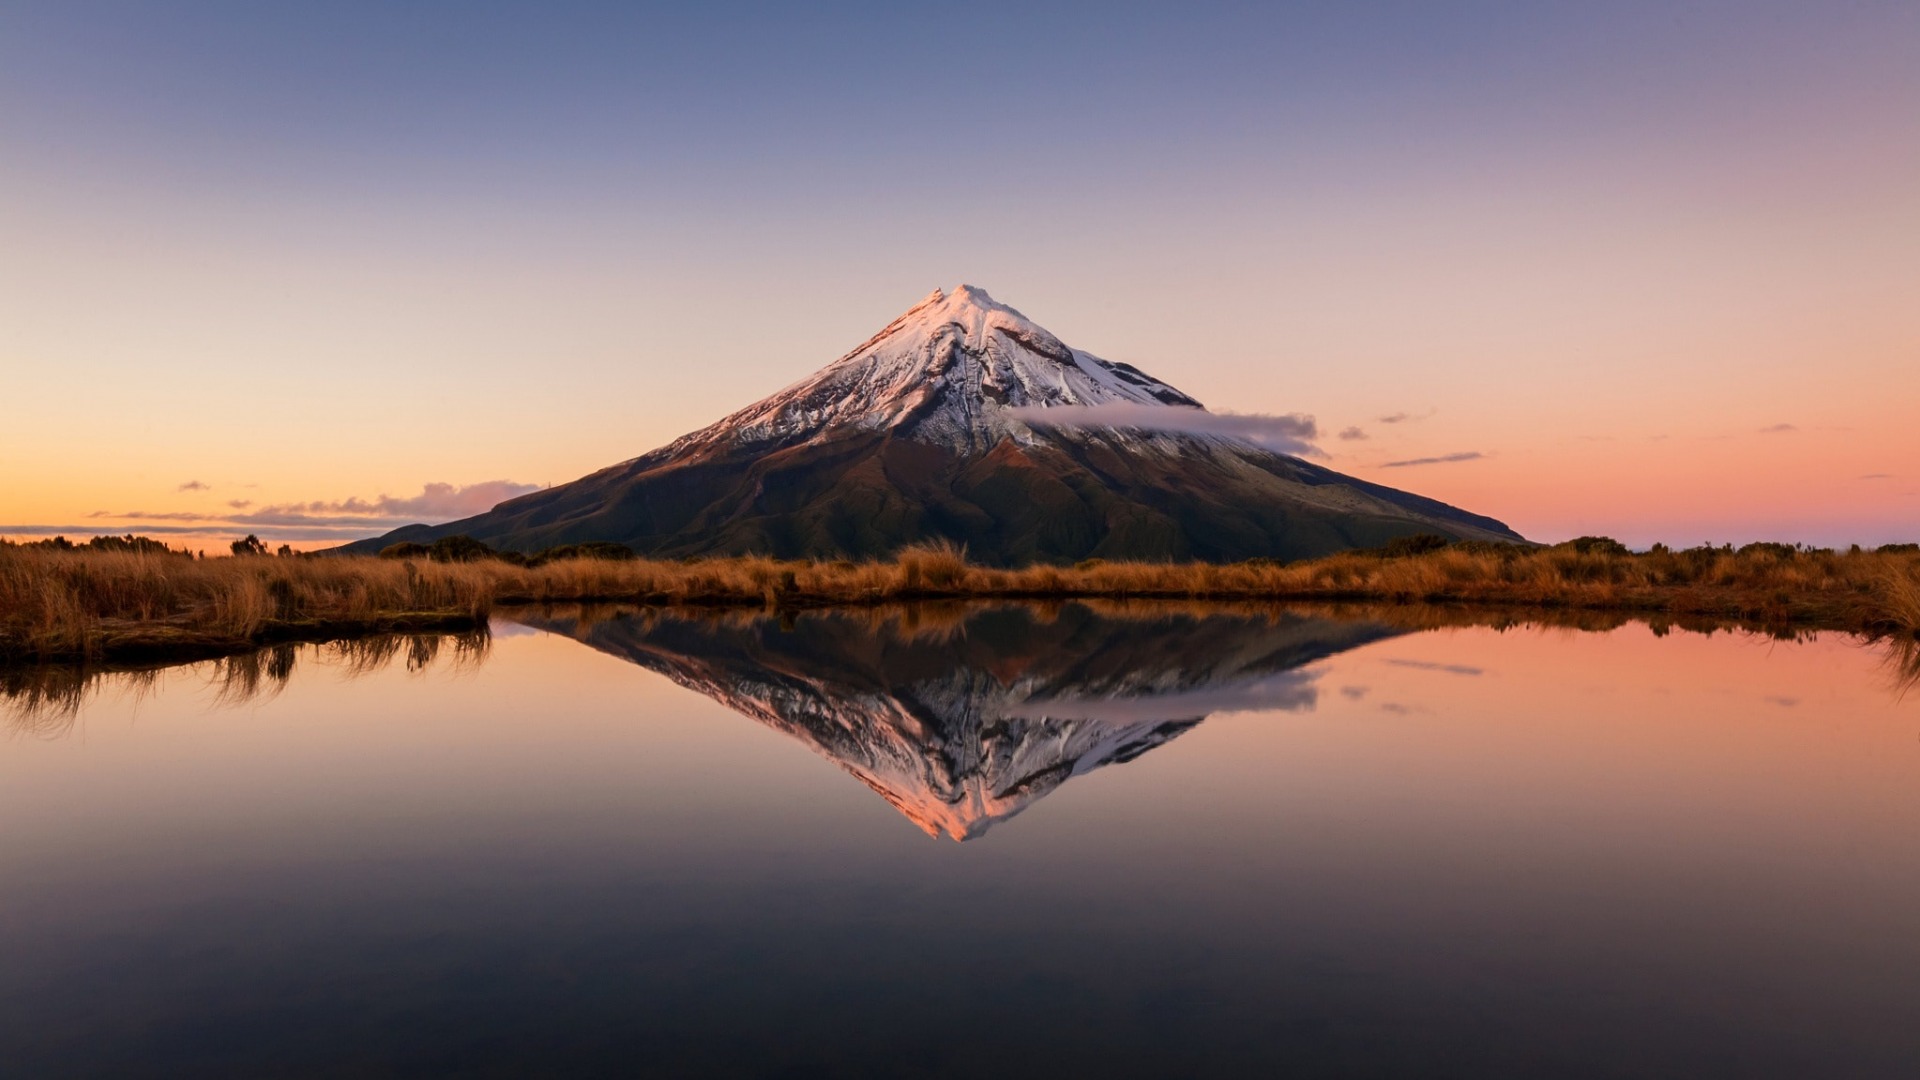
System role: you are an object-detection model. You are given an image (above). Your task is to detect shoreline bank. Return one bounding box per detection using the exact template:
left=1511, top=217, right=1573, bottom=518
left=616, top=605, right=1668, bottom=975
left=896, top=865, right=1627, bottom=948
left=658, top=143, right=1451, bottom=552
left=5, top=542, right=1917, bottom=666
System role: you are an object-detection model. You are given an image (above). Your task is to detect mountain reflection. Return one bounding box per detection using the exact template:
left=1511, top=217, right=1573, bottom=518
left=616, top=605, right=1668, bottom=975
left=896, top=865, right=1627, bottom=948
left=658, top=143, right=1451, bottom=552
left=512, top=603, right=1401, bottom=840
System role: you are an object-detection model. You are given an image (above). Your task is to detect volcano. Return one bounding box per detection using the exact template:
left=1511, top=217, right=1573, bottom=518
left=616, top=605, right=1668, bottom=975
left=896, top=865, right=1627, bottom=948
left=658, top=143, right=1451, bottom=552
left=346, top=286, right=1521, bottom=562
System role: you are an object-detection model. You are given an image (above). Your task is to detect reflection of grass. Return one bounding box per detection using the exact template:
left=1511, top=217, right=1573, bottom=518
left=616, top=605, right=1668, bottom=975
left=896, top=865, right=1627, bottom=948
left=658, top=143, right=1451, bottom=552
left=4, top=540, right=1919, bottom=665
left=1885, top=636, right=1920, bottom=699
left=2, top=629, right=490, bottom=737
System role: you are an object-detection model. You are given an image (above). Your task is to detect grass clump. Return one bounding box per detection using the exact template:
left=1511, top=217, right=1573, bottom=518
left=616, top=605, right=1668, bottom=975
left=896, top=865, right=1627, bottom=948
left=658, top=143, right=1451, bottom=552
left=4, top=533, right=1919, bottom=665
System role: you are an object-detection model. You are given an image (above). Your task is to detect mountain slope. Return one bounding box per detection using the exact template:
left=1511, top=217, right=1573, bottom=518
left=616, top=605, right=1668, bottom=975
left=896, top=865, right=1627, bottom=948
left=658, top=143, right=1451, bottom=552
left=346, top=286, right=1522, bottom=562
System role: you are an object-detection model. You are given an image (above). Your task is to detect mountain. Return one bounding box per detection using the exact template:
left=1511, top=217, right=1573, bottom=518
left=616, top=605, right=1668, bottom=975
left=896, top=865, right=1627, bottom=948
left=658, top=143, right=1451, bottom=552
left=511, top=602, right=1401, bottom=840
left=345, top=286, right=1522, bottom=563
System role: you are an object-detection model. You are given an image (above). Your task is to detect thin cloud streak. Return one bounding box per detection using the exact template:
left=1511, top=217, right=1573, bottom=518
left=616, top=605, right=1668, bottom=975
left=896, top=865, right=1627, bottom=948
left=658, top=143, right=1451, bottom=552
left=177, top=480, right=210, bottom=492
left=1380, top=451, right=1486, bottom=468
left=9, top=480, right=542, bottom=544
left=1337, top=426, right=1368, bottom=441
left=1008, top=403, right=1322, bottom=456
left=1759, top=423, right=1798, bottom=434
left=247, top=480, right=541, bottom=524
left=2, top=522, right=371, bottom=543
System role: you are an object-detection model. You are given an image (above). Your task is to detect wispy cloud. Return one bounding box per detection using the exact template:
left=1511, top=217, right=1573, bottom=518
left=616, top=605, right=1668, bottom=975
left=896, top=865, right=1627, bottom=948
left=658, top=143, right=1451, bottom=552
left=1758, top=423, right=1798, bottom=434
left=1008, top=403, right=1322, bottom=456
left=1380, top=451, right=1485, bottom=468
left=5, top=480, right=541, bottom=545
left=1378, top=409, right=1435, bottom=425
left=177, top=480, right=210, bottom=492
left=1860, top=473, right=1893, bottom=480
left=1337, top=426, right=1368, bottom=441
left=85, top=510, right=227, bottom=522
left=241, top=480, right=541, bottom=527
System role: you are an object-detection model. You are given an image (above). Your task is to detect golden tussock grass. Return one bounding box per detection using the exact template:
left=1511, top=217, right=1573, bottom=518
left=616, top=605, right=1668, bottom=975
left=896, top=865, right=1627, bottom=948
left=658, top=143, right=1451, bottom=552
left=4, top=539, right=1918, bottom=664
left=0, top=546, right=501, bottom=662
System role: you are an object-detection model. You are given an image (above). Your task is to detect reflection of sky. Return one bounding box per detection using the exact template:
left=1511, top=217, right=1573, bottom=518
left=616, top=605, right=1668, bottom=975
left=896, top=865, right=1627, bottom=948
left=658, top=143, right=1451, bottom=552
left=5, top=620, right=1920, bottom=1071
left=1, top=3, right=1917, bottom=549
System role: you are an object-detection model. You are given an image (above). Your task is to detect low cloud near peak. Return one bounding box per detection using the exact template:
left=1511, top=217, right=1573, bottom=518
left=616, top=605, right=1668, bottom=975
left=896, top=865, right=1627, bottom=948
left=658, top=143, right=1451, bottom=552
left=1008, top=403, right=1323, bottom=456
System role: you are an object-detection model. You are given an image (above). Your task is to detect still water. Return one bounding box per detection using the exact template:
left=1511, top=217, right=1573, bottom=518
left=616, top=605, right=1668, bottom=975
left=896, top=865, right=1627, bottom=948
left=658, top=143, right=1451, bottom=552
left=4, top=604, right=1919, bottom=1078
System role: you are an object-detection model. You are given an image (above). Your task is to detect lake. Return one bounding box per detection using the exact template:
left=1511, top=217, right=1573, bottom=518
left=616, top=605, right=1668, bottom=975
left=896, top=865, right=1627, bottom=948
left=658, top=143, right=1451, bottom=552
left=4, top=603, right=1919, bottom=1078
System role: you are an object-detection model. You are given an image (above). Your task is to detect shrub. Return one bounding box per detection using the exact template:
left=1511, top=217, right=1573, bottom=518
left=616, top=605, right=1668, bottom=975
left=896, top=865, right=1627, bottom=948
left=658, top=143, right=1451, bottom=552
left=379, top=542, right=430, bottom=559
left=427, top=535, right=499, bottom=563
left=1449, top=540, right=1525, bottom=558
left=527, top=542, right=637, bottom=566
left=1380, top=534, right=1452, bottom=558
left=83, top=534, right=180, bottom=556
left=1557, top=536, right=1630, bottom=557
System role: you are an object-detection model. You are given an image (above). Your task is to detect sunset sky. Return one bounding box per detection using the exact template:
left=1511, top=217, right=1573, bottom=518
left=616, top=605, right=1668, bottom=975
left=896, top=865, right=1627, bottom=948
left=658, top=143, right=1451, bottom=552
left=3, top=1, right=1916, bottom=550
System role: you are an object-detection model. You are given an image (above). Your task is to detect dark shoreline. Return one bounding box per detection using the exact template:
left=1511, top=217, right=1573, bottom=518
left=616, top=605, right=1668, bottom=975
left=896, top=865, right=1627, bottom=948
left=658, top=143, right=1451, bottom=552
left=4, top=592, right=1907, bottom=672
left=6, top=541, right=1917, bottom=667
left=2, top=612, right=483, bottom=668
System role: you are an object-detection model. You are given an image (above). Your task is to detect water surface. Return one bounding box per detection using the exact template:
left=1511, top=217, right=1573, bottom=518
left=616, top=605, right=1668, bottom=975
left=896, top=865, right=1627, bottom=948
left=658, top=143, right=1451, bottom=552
left=4, top=604, right=1919, bottom=1078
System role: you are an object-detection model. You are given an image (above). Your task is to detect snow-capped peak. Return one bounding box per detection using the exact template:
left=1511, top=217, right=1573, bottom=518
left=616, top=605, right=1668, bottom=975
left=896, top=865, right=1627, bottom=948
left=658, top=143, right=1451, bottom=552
left=665, top=285, right=1205, bottom=456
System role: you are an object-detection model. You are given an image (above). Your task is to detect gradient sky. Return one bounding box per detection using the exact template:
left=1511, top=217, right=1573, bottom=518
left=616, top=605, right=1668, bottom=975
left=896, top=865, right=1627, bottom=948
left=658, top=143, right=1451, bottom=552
left=3, top=1, right=1916, bottom=550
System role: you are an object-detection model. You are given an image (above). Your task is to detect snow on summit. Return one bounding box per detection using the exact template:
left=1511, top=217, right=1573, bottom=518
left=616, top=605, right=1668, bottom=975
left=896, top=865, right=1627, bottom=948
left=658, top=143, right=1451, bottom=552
left=670, top=284, right=1205, bottom=456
